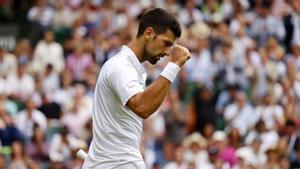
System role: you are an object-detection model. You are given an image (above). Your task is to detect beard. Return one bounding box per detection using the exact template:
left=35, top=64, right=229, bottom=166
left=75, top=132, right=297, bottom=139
left=145, top=48, right=159, bottom=65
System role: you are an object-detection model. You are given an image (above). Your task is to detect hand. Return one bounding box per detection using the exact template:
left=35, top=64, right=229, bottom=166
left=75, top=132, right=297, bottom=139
left=170, top=45, right=190, bottom=67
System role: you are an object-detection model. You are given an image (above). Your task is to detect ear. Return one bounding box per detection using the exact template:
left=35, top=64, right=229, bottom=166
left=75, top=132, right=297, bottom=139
left=144, top=27, right=155, bottom=41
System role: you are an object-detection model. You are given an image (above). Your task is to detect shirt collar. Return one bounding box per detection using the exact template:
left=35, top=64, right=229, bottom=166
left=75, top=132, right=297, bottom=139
left=121, top=45, right=146, bottom=75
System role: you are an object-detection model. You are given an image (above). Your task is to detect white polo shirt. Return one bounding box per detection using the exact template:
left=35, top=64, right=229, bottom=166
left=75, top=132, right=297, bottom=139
left=82, top=46, right=147, bottom=168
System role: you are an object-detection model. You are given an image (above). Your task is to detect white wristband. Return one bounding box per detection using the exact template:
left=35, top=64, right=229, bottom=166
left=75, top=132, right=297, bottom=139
left=160, top=62, right=181, bottom=83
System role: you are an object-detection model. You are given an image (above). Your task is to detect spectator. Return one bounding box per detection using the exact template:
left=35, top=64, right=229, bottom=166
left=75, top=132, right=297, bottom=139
left=253, top=93, right=285, bottom=131
left=27, top=0, right=54, bottom=28
left=245, top=120, right=279, bottom=153
left=182, top=132, right=208, bottom=168
left=41, top=63, right=60, bottom=95
left=188, top=87, right=217, bottom=134
left=178, top=0, right=203, bottom=26
left=223, top=91, right=254, bottom=136
left=283, top=0, right=300, bottom=50
left=0, top=104, right=24, bottom=147
left=14, top=39, right=33, bottom=68
left=49, top=126, right=86, bottom=165
left=9, top=141, right=38, bottom=169
left=26, top=125, right=49, bottom=165
left=38, top=93, right=62, bottom=120
left=53, top=70, right=75, bottom=112
left=212, top=130, right=237, bottom=168
left=163, top=145, right=188, bottom=169
left=66, top=44, right=93, bottom=82
left=32, top=30, right=65, bottom=74
left=62, top=84, right=92, bottom=137
left=15, top=99, right=47, bottom=139
left=5, top=63, right=35, bottom=102
left=184, top=22, right=214, bottom=88
left=161, top=89, right=186, bottom=144
left=0, top=48, right=17, bottom=78
left=250, top=0, right=285, bottom=46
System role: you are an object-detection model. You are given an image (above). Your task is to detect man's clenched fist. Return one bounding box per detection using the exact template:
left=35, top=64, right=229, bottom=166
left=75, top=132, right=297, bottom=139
left=170, top=45, right=191, bottom=67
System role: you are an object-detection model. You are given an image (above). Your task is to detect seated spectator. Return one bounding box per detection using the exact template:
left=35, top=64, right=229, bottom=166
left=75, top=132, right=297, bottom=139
left=245, top=120, right=279, bottom=153
left=183, top=132, right=208, bottom=168
left=38, top=92, right=62, bottom=120
left=0, top=104, right=24, bottom=147
left=223, top=91, right=254, bottom=136
left=53, top=70, right=75, bottom=112
left=0, top=47, right=17, bottom=78
left=66, top=44, right=93, bottom=82
left=5, top=63, right=35, bottom=102
left=163, top=145, right=189, bottom=169
left=253, top=93, right=285, bottom=131
left=212, top=130, right=237, bottom=168
left=41, top=63, right=60, bottom=95
left=62, top=84, right=92, bottom=137
left=188, top=87, right=217, bottom=134
left=32, top=30, right=65, bottom=74
left=13, top=39, right=33, bottom=69
left=9, top=141, right=38, bottom=169
left=15, top=99, right=47, bottom=139
left=26, top=125, right=49, bottom=165
left=263, top=147, right=281, bottom=169
left=49, top=126, right=86, bottom=166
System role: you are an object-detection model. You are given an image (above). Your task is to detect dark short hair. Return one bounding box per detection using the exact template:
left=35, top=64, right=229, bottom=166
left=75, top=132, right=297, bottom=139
left=137, top=8, right=181, bottom=38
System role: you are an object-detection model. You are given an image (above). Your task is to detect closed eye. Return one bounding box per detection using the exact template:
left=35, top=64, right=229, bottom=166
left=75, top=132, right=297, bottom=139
left=163, top=40, right=173, bottom=47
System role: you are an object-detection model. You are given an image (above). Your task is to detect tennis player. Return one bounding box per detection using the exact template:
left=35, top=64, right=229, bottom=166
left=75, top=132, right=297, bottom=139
left=82, top=8, right=190, bottom=169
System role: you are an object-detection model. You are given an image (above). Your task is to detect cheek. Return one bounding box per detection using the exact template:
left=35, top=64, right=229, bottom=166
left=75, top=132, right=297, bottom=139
left=146, top=41, right=160, bottom=55
left=145, top=41, right=154, bottom=54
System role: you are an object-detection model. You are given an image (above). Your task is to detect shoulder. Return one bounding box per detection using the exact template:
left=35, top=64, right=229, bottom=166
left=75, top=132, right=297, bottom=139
left=103, top=54, right=137, bottom=77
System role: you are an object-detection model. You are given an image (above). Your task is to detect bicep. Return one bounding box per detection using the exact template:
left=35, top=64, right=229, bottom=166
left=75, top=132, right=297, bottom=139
left=125, top=93, right=141, bottom=113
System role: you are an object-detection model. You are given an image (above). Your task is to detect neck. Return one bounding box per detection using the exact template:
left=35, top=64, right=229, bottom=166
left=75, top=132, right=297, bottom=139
left=127, top=38, right=145, bottom=63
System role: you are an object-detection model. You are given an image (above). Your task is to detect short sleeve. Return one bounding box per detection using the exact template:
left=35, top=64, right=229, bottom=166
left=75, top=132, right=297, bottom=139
left=109, top=65, right=144, bottom=106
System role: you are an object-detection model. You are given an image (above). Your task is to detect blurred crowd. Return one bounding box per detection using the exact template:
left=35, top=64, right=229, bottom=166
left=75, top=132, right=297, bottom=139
left=0, top=0, right=300, bottom=168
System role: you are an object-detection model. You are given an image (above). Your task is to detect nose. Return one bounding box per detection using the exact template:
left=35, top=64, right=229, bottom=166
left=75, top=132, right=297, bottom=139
left=164, top=47, right=171, bottom=56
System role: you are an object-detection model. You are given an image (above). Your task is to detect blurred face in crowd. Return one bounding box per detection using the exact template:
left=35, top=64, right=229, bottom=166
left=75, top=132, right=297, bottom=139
left=34, top=126, right=45, bottom=143
left=174, top=146, right=185, bottom=164
left=207, top=0, right=218, bottom=12
left=263, top=94, right=272, bottom=105
left=17, top=64, right=26, bottom=77
left=229, top=128, right=241, bottom=141
left=144, top=28, right=176, bottom=64
left=44, top=31, right=54, bottom=43
left=292, top=45, right=300, bottom=56
left=199, top=88, right=212, bottom=102
left=190, top=142, right=201, bottom=153
left=251, top=138, right=262, bottom=152
left=186, top=0, right=196, bottom=11
left=236, top=92, right=246, bottom=108
left=12, top=141, right=24, bottom=158
left=266, top=149, right=279, bottom=162
left=36, top=0, right=46, bottom=7
left=202, top=123, right=215, bottom=139
left=26, top=99, right=36, bottom=112
left=195, top=38, right=209, bottom=53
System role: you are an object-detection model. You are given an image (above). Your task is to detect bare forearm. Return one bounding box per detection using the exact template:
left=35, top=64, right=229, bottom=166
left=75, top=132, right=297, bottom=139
left=127, top=45, right=191, bottom=119
left=126, top=76, right=171, bottom=119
